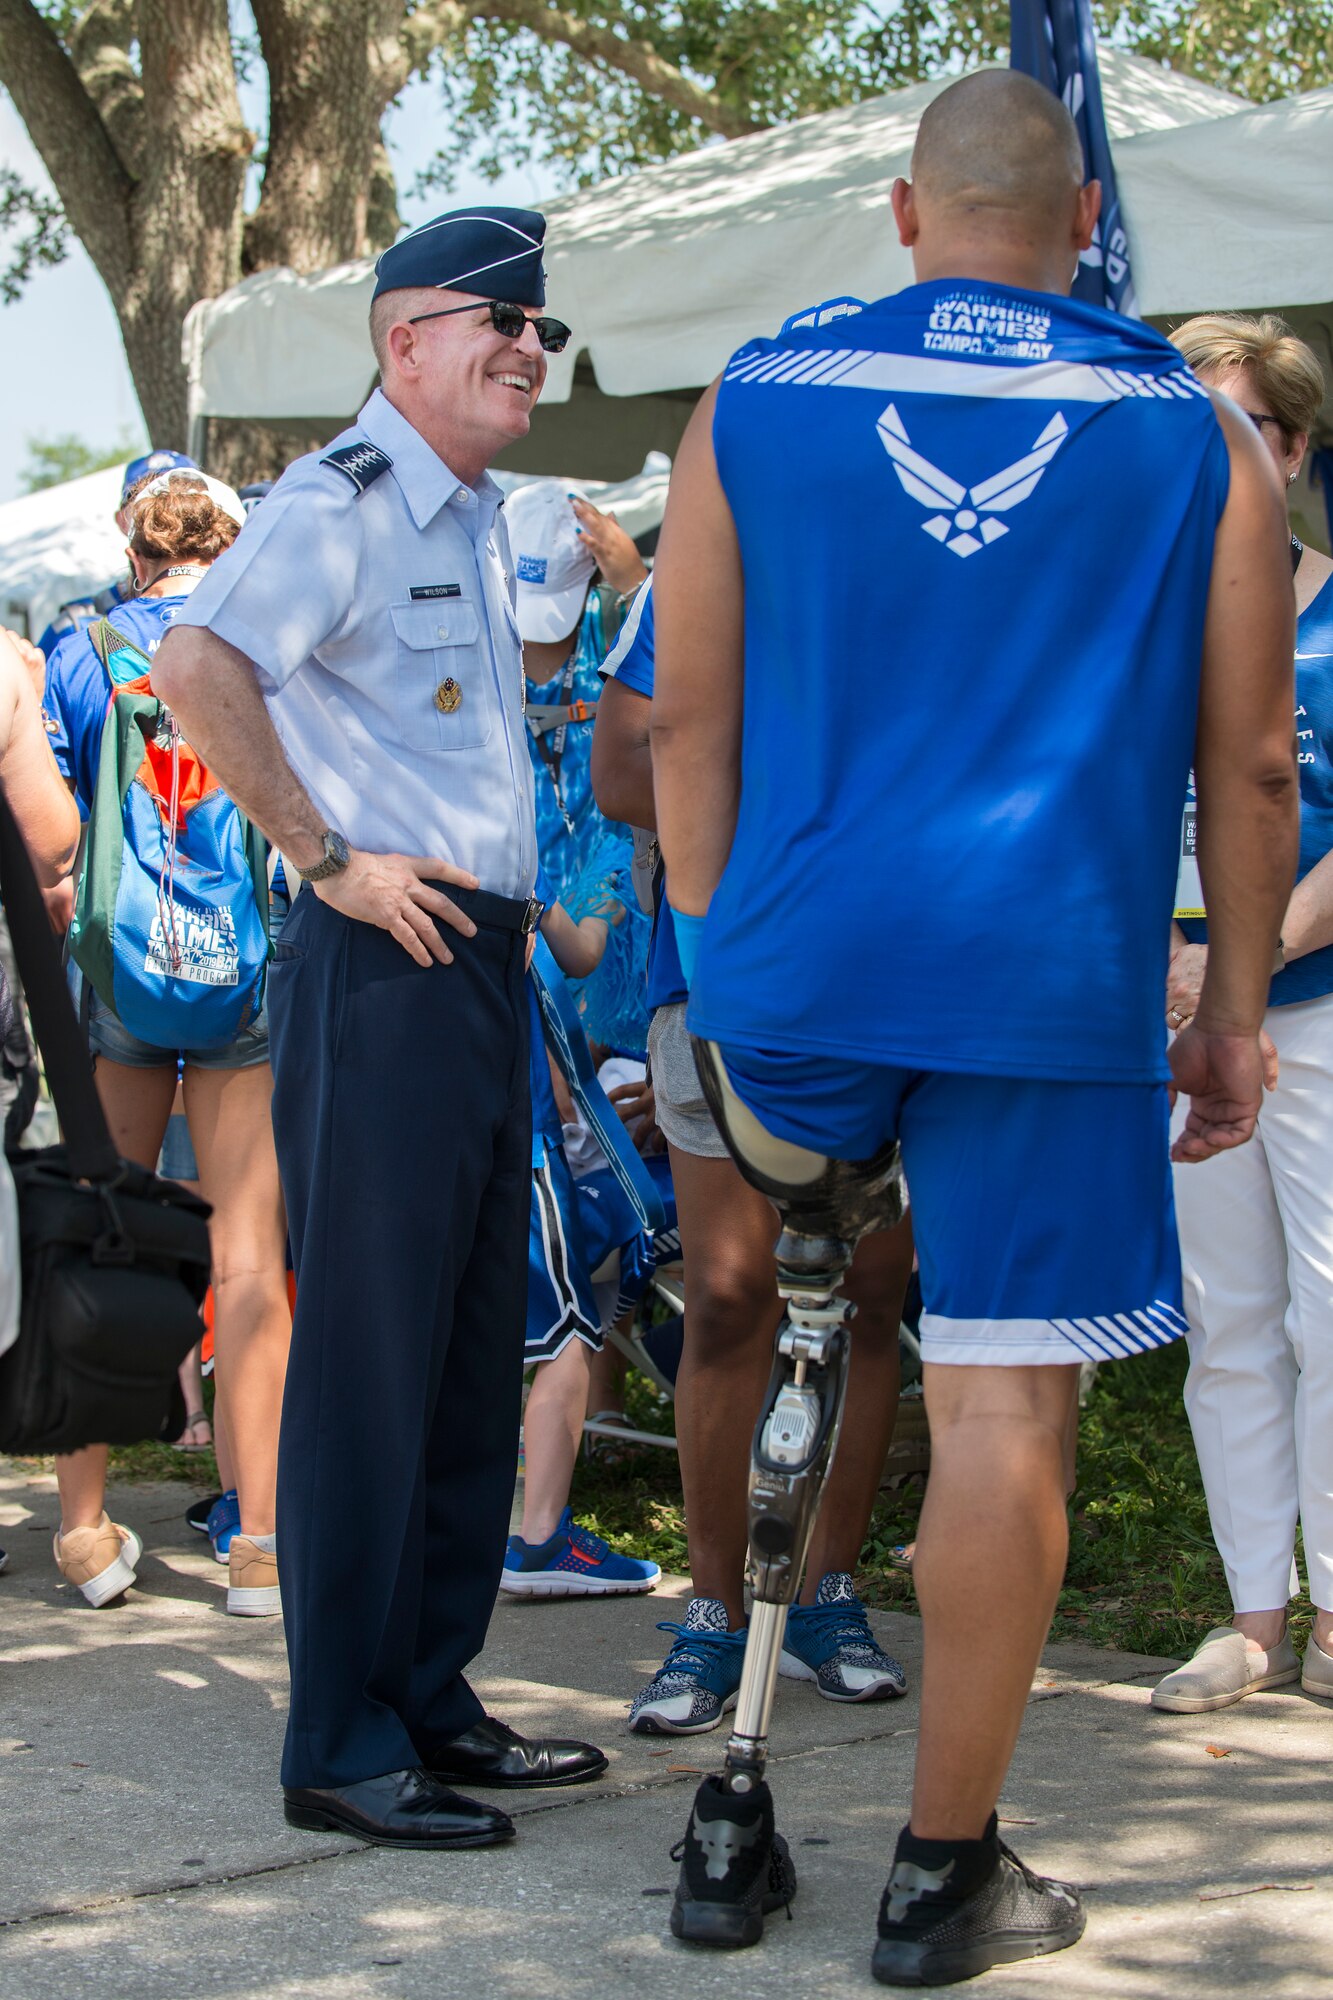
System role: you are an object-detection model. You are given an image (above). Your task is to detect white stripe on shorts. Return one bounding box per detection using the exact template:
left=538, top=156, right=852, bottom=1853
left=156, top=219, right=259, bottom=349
left=920, top=1299, right=1189, bottom=1367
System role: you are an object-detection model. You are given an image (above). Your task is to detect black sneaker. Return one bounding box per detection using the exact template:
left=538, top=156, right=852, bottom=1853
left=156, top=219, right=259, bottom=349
left=669, top=1775, right=797, bottom=1948
left=872, top=1840, right=1085, bottom=1987
left=186, top=1493, right=224, bottom=1534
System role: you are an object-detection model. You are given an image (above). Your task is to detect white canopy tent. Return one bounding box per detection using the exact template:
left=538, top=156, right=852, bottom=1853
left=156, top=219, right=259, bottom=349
left=0, top=455, right=671, bottom=643
left=184, top=48, right=1333, bottom=476
left=0, top=465, right=128, bottom=641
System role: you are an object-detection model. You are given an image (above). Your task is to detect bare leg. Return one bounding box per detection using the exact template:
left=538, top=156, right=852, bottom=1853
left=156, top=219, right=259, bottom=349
left=671, top=1146, right=783, bottom=1625
left=56, top=1444, right=112, bottom=1533
left=586, top=1338, right=627, bottom=1418
left=803, top=1213, right=914, bottom=1597
left=521, top=1339, right=593, bottom=1544
left=910, top=1362, right=1080, bottom=1840
left=55, top=1058, right=176, bottom=1535
left=213, top=1395, right=236, bottom=1494
left=173, top=1343, right=210, bottom=1447
left=183, top=1063, right=289, bottom=1539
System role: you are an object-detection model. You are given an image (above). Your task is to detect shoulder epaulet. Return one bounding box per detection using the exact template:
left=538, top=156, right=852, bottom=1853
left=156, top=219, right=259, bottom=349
left=320, top=441, right=393, bottom=494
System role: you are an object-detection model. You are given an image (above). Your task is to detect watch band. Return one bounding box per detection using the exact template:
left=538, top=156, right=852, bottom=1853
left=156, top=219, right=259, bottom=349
left=298, top=829, right=350, bottom=883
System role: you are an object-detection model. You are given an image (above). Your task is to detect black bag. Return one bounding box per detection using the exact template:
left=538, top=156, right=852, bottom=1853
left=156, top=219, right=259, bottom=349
left=0, top=784, right=212, bottom=1454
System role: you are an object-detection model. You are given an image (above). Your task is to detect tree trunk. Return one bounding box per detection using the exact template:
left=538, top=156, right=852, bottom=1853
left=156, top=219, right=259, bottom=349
left=111, top=1, right=250, bottom=443
left=244, top=0, right=401, bottom=271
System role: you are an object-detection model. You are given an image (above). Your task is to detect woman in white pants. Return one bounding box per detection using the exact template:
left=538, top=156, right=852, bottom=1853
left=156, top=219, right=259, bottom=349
left=1154, top=315, right=1333, bottom=1713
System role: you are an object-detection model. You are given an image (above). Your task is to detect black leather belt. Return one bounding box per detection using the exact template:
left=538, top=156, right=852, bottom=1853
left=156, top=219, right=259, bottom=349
left=440, top=884, right=544, bottom=934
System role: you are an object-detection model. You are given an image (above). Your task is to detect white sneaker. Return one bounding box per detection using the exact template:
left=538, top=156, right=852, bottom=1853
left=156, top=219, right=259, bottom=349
left=1302, top=1634, right=1333, bottom=1698
left=1151, top=1626, right=1299, bottom=1712
left=53, top=1515, right=142, bottom=1607
left=227, top=1536, right=281, bottom=1616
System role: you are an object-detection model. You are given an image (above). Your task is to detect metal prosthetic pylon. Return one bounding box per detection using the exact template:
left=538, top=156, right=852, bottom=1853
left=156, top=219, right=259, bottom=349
left=719, top=1223, right=855, bottom=1794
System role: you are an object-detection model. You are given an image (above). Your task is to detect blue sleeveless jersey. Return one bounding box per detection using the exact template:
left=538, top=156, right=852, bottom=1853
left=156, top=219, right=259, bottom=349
left=688, top=279, right=1230, bottom=1083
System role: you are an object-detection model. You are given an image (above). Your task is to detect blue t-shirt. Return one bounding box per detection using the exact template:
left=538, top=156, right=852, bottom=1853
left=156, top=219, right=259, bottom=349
left=43, top=595, right=190, bottom=814
left=38, top=577, right=132, bottom=661
left=689, top=279, right=1229, bottom=1083
left=526, top=590, right=614, bottom=903
left=1180, top=572, right=1333, bottom=1007
left=598, top=579, right=686, bottom=1012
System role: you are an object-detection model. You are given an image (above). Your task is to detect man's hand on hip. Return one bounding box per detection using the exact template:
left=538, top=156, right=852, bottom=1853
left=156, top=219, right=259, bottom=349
left=1168, top=1023, right=1274, bottom=1162
left=314, top=850, right=479, bottom=966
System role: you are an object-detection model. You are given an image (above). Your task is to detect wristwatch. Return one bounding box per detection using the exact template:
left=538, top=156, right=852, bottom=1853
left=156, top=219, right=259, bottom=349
left=298, top=829, right=350, bottom=883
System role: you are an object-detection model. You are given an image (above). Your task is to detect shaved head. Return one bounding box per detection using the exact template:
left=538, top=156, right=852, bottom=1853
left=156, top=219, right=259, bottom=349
left=913, top=71, right=1083, bottom=222
left=893, top=70, right=1098, bottom=294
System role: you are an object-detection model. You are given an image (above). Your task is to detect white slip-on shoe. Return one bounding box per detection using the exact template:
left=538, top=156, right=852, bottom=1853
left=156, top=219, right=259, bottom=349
left=1151, top=1626, right=1299, bottom=1712
left=1301, top=1634, right=1333, bottom=1698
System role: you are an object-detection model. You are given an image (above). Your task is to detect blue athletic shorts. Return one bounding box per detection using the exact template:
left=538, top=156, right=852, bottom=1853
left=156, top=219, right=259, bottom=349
left=717, top=1044, right=1185, bottom=1368
left=527, top=1147, right=602, bottom=1363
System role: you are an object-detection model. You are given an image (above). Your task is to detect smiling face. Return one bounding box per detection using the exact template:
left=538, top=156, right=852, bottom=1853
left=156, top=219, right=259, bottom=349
left=379, top=288, right=549, bottom=479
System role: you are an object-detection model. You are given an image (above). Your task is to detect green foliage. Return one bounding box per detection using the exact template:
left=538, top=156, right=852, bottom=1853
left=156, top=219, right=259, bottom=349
left=66, top=1332, right=1310, bottom=1660
left=20, top=428, right=141, bottom=494
left=0, top=168, right=71, bottom=304
left=570, top=1340, right=1315, bottom=1660
left=1098, top=0, right=1333, bottom=103
left=414, top=0, right=1329, bottom=195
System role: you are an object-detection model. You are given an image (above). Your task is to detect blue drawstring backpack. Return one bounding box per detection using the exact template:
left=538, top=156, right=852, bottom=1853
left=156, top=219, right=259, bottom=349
left=69, top=618, right=270, bottom=1051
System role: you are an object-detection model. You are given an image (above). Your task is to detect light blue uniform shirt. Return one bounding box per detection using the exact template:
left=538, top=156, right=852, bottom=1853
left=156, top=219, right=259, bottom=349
left=174, top=389, right=537, bottom=898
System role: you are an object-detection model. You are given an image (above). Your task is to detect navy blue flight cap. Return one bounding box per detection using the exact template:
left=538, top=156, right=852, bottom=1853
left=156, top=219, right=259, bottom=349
left=372, top=207, right=547, bottom=309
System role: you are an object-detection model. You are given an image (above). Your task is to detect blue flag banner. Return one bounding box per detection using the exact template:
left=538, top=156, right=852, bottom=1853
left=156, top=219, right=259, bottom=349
left=1009, top=0, right=1139, bottom=317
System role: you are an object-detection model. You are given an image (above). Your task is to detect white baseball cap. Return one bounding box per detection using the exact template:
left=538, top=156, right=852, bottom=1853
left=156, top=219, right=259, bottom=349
left=139, top=469, right=247, bottom=529
left=506, top=479, right=596, bottom=643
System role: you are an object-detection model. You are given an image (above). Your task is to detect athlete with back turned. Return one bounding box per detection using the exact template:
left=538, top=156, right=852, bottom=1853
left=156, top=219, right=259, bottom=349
left=649, top=69, right=1298, bottom=1986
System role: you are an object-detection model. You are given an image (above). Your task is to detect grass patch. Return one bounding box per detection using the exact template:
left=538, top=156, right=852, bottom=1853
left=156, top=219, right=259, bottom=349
left=19, top=1340, right=1310, bottom=1665
left=571, top=1342, right=1315, bottom=1662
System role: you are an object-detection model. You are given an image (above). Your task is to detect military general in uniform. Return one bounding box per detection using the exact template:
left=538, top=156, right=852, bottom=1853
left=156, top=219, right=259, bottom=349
left=154, top=207, right=606, bottom=1847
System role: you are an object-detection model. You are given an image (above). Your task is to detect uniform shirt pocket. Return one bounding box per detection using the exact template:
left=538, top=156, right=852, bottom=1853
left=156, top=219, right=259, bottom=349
left=391, top=600, right=492, bottom=751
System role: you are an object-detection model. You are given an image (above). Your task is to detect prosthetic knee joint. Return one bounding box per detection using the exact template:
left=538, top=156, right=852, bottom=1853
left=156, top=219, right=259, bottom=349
left=692, top=1039, right=905, bottom=1794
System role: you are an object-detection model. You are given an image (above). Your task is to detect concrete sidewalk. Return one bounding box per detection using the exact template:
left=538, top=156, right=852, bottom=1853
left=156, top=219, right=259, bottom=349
left=1, top=1464, right=1330, bottom=1999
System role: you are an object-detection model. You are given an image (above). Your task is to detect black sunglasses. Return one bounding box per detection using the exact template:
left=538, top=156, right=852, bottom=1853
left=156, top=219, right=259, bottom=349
left=407, top=299, right=572, bottom=353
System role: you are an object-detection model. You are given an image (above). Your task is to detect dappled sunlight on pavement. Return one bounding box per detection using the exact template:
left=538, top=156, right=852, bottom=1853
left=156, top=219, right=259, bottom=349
left=1, top=1463, right=1329, bottom=1997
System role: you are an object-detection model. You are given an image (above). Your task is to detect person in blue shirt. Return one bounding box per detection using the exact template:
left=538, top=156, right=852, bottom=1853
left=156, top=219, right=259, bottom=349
left=41, top=472, right=294, bottom=1624
left=37, top=449, right=197, bottom=660
left=506, top=866, right=661, bottom=1599
left=1151, top=314, right=1333, bottom=1718
left=650, top=71, right=1299, bottom=1982
left=593, top=577, right=915, bottom=1730
left=153, top=207, right=606, bottom=1851
left=508, top=477, right=647, bottom=903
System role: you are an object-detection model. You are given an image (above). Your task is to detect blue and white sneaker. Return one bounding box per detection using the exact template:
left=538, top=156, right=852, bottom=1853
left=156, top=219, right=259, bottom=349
left=207, top=1489, right=240, bottom=1566
left=501, top=1507, right=660, bottom=1598
left=780, top=1571, right=908, bottom=1702
left=629, top=1597, right=747, bottom=1735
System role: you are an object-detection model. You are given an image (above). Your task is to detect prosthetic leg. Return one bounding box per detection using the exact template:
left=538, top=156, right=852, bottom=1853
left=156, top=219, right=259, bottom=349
left=670, top=1040, right=906, bottom=1948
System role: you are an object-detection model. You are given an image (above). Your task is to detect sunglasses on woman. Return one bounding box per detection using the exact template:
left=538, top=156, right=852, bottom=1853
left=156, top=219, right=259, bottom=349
left=407, top=299, right=572, bottom=354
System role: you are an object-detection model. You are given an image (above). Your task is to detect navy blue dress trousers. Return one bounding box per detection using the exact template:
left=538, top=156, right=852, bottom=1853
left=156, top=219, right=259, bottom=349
left=267, top=885, right=530, bottom=1788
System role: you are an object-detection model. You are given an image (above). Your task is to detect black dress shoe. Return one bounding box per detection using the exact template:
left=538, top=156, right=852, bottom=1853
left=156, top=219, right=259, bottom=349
left=424, top=1716, right=609, bottom=1789
left=283, top=1767, right=515, bottom=1847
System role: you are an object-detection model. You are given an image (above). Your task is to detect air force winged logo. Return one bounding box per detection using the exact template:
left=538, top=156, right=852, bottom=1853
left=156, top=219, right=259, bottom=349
left=876, top=403, right=1069, bottom=558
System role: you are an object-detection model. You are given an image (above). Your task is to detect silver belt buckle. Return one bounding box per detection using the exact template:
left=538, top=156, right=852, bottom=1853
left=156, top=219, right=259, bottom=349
left=520, top=894, right=543, bottom=934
